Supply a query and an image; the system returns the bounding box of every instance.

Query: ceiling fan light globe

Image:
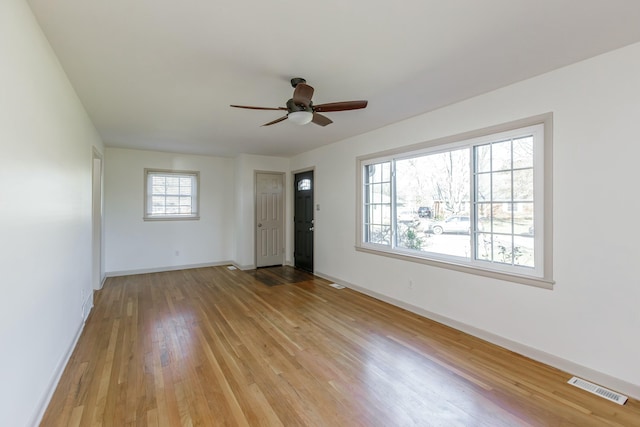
[288,111,313,125]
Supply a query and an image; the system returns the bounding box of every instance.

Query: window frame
[143,168,200,221]
[355,114,553,288]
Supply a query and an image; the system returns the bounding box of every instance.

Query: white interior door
[256,172,284,267]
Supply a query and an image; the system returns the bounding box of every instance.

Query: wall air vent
[567,376,628,405]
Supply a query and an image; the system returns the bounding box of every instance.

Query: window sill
[143,216,200,221]
[355,245,554,290]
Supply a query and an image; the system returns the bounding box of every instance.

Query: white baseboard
[82,292,93,322]
[105,261,237,277]
[29,318,86,427]
[314,270,640,401]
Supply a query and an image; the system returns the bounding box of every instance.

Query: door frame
[92,147,104,291]
[254,170,286,268]
[292,167,315,272]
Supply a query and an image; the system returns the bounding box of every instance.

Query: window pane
[151,199,165,213]
[146,171,198,218]
[367,204,386,225]
[476,206,491,232]
[513,236,535,267]
[368,225,391,245]
[297,178,311,191]
[367,182,390,204]
[492,204,513,234]
[364,162,392,245]
[476,173,491,201]
[513,136,533,169]
[370,183,381,204]
[492,139,512,171]
[513,169,533,201]
[476,233,493,261]
[366,203,391,227]
[381,184,391,204]
[395,149,470,257]
[492,171,512,201]
[513,202,534,236]
[475,144,491,173]
[367,164,382,183]
[494,236,515,265]
[381,162,391,182]
[166,196,179,207]
[151,196,165,213]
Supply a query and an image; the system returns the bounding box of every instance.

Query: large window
[357,114,553,287]
[144,169,200,220]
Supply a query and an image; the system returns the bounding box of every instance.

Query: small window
[297,178,312,191]
[144,169,199,220]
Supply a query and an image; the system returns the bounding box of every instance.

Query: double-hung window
[357,114,553,287]
[144,169,200,220]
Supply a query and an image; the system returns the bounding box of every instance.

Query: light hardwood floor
[42,266,640,426]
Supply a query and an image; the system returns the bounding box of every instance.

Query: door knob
[258,223,262,227]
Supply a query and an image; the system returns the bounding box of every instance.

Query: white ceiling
[27,0,640,158]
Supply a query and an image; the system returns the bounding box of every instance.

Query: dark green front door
[294,171,314,272]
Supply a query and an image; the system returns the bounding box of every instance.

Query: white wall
[234,154,291,269]
[104,150,291,272]
[0,1,104,425]
[291,42,640,398]
[104,148,236,274]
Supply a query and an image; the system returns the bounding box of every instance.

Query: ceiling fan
[230,78,368,127]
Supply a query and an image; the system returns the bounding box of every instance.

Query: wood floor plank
[41,266,640,426]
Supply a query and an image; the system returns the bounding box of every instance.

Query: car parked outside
[417,206,432,218]
[428,215,470,234]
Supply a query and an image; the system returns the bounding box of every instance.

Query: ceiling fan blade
[313,100,368,112]
[312,113,333,127]
[261,116,288,126]
[292,83,314,107]
[230,104,287,111]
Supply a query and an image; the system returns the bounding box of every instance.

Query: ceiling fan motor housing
[286,98,312,113]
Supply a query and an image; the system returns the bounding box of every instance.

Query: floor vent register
[567,376,628,405]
